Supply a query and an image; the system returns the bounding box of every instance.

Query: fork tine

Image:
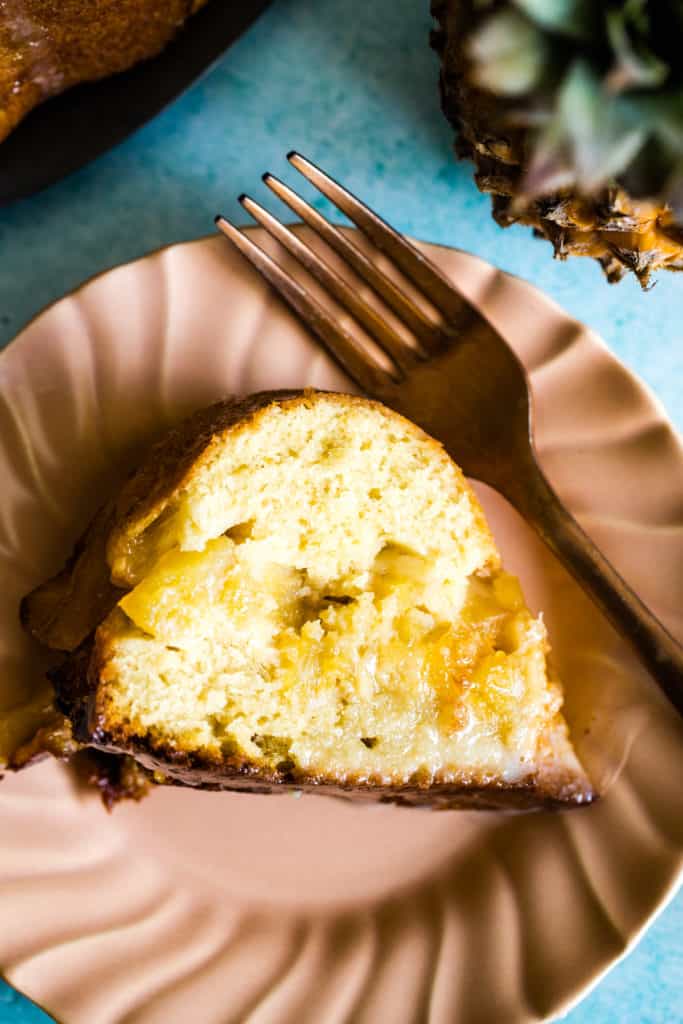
[239,194,420,377]
[262,173,445,354]
[288,152,472,325]
[215,216,395,395]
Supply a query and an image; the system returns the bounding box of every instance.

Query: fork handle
[502,453,683,716]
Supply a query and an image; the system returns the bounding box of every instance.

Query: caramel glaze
[0,0,207,141]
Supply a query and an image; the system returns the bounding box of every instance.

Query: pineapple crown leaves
[465,0,683,208]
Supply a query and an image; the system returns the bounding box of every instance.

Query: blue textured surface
[0,1,680,1021]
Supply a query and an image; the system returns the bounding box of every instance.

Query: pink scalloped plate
[1,229,682,1024]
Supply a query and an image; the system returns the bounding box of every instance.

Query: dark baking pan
[0,0,272,205]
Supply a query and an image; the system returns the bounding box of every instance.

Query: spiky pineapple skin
[431,0,683,286]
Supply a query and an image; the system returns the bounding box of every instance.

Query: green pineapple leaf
[512,0,595,39]
[606,2,669,91]
[664,158,683,217]
[468,10,548,95]
[525,61,646,194]
[633,94,683,151]
[456,0,683,203]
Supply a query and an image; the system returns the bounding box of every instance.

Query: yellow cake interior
[93,396,578,787]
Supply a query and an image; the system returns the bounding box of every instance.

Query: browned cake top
[0,0,208,140]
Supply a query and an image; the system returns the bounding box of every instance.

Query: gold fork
[215,151,683,716]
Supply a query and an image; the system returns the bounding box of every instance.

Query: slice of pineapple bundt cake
[23,390,592,809]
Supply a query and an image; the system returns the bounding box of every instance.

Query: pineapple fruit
[431,0,683,286]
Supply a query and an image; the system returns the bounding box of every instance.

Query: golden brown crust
[0,0,209,142]
[102,758,592,811]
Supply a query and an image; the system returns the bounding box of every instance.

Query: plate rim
[5,224,682,444]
